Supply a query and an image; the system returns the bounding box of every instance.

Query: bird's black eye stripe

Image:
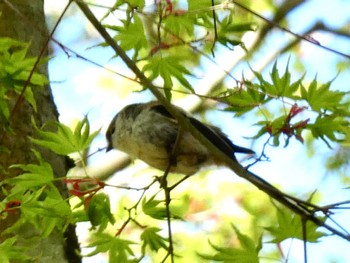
[106,114,118,137]
[109,126,115,136]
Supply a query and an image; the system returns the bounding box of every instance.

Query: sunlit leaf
[142,194,167,220]
[309,115,350,147]
[223,83,267,116]
[254,60,303,98]
[87,193,115,231]
[7,150,55,197]
[265,205,326,243]
[86,233,137,262]
[199,225,261,263]
[140,227,168,254]
[107,14,148,59]
[300,78,349,112]
[217,16,256,49]
[143,53,194,93]
[31,117,100,155]
[0,237,29,263]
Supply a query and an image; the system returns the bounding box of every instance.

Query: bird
[106,101,254,175]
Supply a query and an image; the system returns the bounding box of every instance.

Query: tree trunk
[0,1,80,262]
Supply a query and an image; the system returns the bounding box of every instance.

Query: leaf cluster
[31,116,100,156]
[1,151,72,244]
[223,61,350,147]
[0,237,30,263]
[265,205,326,243]
[100,0,255,99]
[0,116,99,259]
[0,37,48,127]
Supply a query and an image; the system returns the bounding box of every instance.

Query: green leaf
[2,149,71,237]
[142,194,167,220]
[231,224,256,252]
[20,194,71,237]
[140,227,168,254]
[164,13,195,37]
[0,237,29,263]
[2,186,71,238]
[188,0,212,12]
[0,37,26,51]
[308,115,350,147]
[143,53,194,92]
[223,83,267,116]
[6,150,54,197]
[265,205,326,243]
[0,95,10,124]
[252,116,286,147]
[198,226,261,263]
[23,85,37,111]
[0,37,48,125]
[87,233,137,262]
[87,193,115,230]
[107,14,148,59]
[255,60,303,98]
[218,16,256,48]
[31,116,100,155]
[300,77,348,112]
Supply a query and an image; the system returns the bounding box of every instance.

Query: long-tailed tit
[106,101,254,175]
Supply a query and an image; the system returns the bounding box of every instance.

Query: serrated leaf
[301,78,348,112]
[0,37,27,51]
[231,224,256,252]
[109,14,148,58]
[308,115,350,147]
[253,60,303,99]
[223,84,267,116]
[20,195,71,237]
[249,123,268,140]
[23,86,37,111]
[142,194,167,220]
[199,233,261,263]
[164,13,195,37]
[218,16,255,48]
[265,205,326,243]
[143,54,193,92]
[31,117,100,155]
[140,227,168,254]
[6,150,54,196]
[2,184,71,238]
[0,37,48,122]
[0,237,29,263]
[87,233,136,262]
[87,193,115,230]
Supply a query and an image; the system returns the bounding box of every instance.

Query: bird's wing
[148,102,253,158]
[207,125,254,154]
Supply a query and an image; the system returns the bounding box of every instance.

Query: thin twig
[210,0,217,56]
[302,217,308,263]
[231,0,350,59]
[160,127,184,263]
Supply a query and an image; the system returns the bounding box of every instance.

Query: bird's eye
[109,126,115,135]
